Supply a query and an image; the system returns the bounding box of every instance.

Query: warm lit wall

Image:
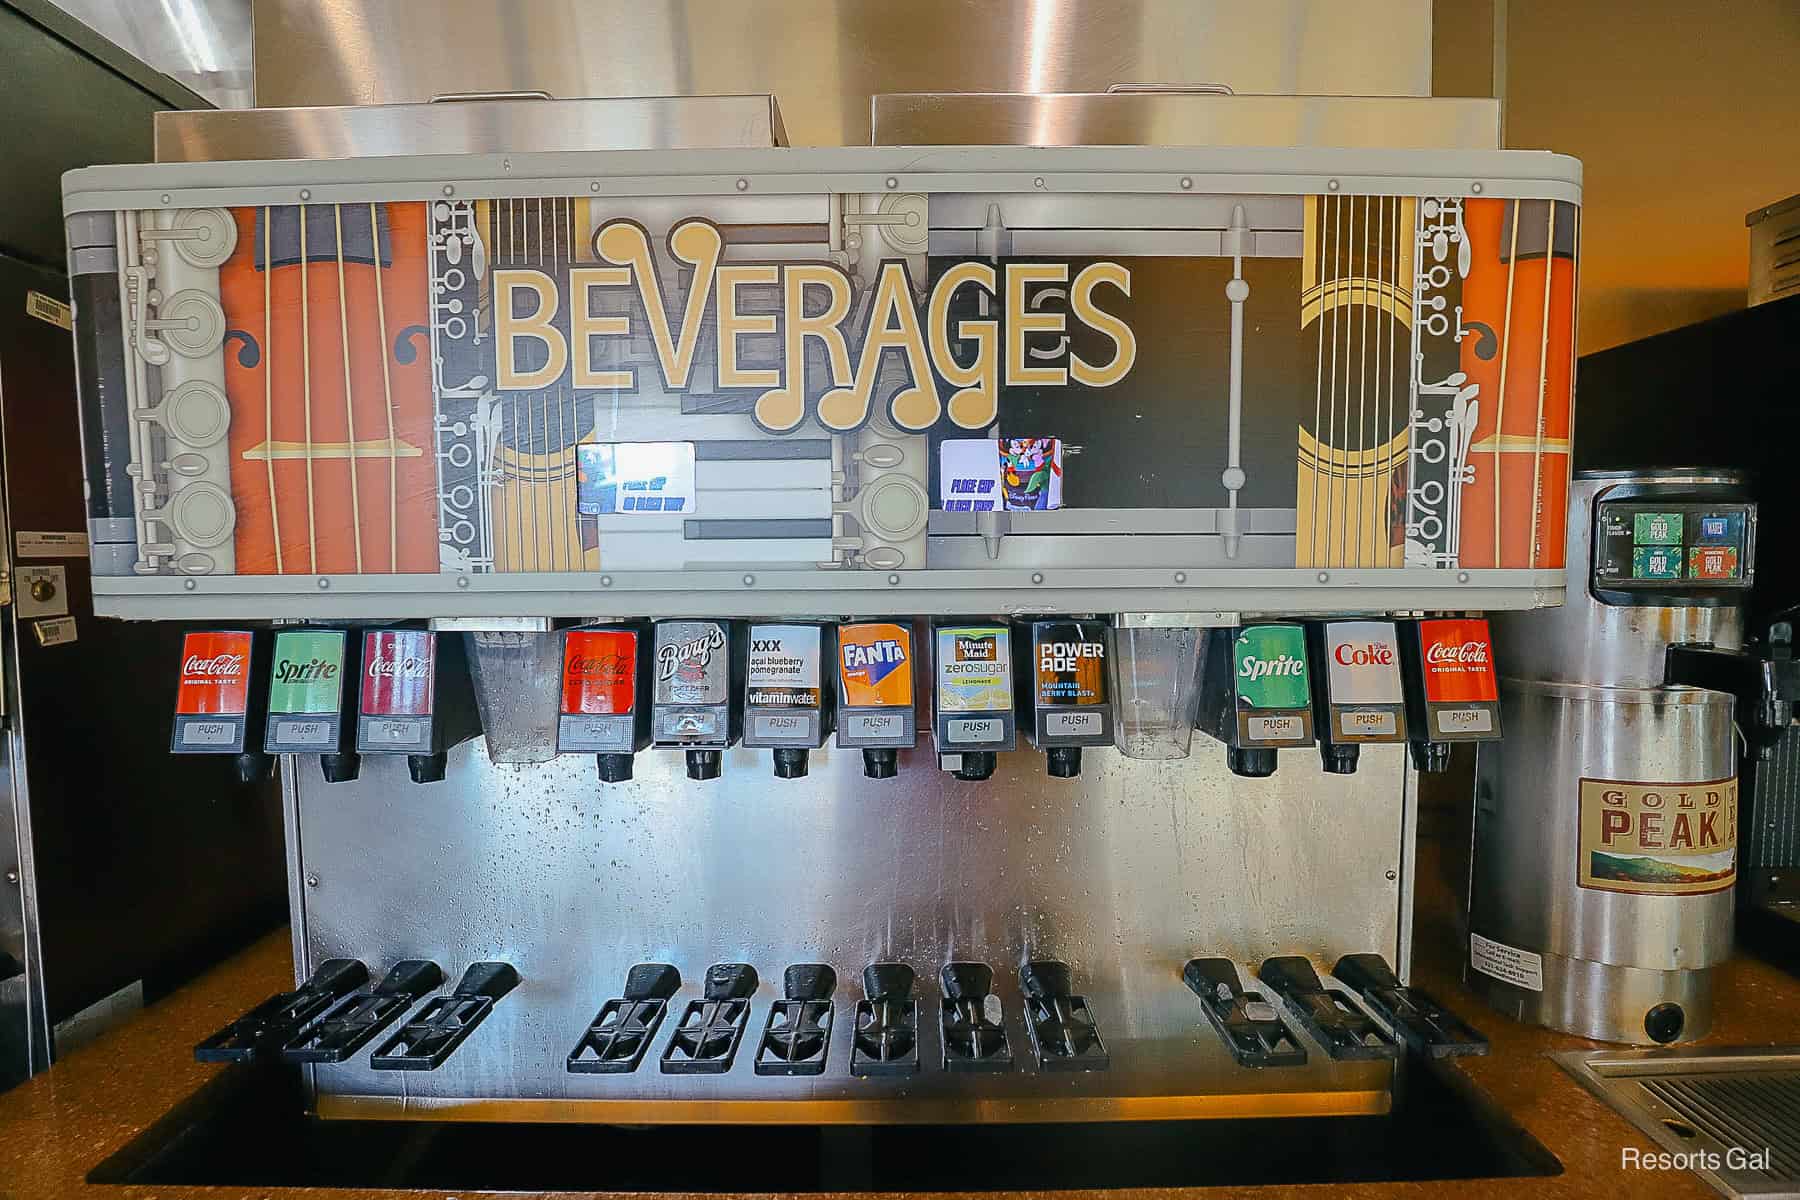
[1503,0,1800,354]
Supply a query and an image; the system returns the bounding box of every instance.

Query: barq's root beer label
[654,621,729,706]
[362,630,436,718]
[839,624,912,708]
[176,631,252,715]
[561,629,639,715]
[1578,776,1738,895]
[747,625,822,708]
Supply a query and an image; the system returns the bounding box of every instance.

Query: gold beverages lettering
[491,217,1135,433]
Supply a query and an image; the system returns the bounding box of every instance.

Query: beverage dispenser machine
[60,88,1577,1125]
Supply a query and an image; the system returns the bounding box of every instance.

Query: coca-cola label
[268,630,347,715]
[1324,621,1404,705]
[561,629,638,715]
[362,630,436,718]
[653,621,730,706]
[1419,618,1498,703]
[176,631,252,715]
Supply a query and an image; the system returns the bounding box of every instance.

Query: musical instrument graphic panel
[62,148,1581,616]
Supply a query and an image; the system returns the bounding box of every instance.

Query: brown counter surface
[4,887,1799,1198]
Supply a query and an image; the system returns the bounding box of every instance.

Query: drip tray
[91,1060,1557,1192]
[1555,1046,1800,1198]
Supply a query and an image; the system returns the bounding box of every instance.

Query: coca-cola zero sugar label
[558,627,645,754]
[363,630,436,718]
[359,629,439,754]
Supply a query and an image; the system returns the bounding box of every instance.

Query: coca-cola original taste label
[177,631,252,715]
[561,629,639,715]
[1418,618,1497,703]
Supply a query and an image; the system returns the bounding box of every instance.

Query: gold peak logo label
[491,217,1137,435]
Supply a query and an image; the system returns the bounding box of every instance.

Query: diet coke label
[361,630,436,718]
[176,631,252,715]
[1418,619,1498,704]
[1324,621,1404,705]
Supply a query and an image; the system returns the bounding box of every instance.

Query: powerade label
[176,631,252,715]
[562,629,639,715]
[362,630,435,717]
[935,626,1012,713]
[1233,625,1310,711]
[1033,621,1108,707]
[839,623,912,706]
[747,625,822,708]
[1324,621,1403,704]
[268,630,346,715]
[654,621,729,706]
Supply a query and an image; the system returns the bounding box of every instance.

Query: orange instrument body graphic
[1456,198,1579,570]
[219,202,439,574]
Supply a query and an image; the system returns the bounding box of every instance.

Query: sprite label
[268,629,346,715]
[1233,625,1310,710]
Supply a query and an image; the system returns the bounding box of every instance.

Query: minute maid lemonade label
[839,623,913,707]
[1233,624,1310,711]
[935,625,1013,712]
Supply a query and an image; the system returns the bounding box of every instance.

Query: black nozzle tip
[1320,743,1360,775]
[862,749,898,779]
[235,752,275,786]
[1410,741,1453,774]
[596,753,634,783]
[954,751,997,782]
[1046,746,1082,778]
[1227,747,1278,778]
[320,753,361,784]
[685,749,722,781]
[773,748,809,779]
[408,752,448,784]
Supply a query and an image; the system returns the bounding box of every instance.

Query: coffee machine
[62,80,1578,1125]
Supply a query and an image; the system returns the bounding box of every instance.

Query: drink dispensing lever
[568,963,681,1074]
[370,962,520,1071]
[754,963,837,1075]
[851,962,920,1076]
[1398,617,1504,773]
[1195,624,1314,777]
[194,958,369,1064]
[557,624,652,784]
[1331,953,1489,1059]
[264,627,361,782]
[1307,620,1410,775]
[1018,618,1116,778]
[358,627,482,783]
[171,629,274,785]
[835,621,917,779]
[280,960,445,1064]
[932,621,1016,781]
[743,623,835,779]
[650,620,744,781]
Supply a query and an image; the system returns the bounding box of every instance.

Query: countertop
[5,854,1800,1199]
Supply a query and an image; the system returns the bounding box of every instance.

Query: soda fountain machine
[60,87,1575,1124]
